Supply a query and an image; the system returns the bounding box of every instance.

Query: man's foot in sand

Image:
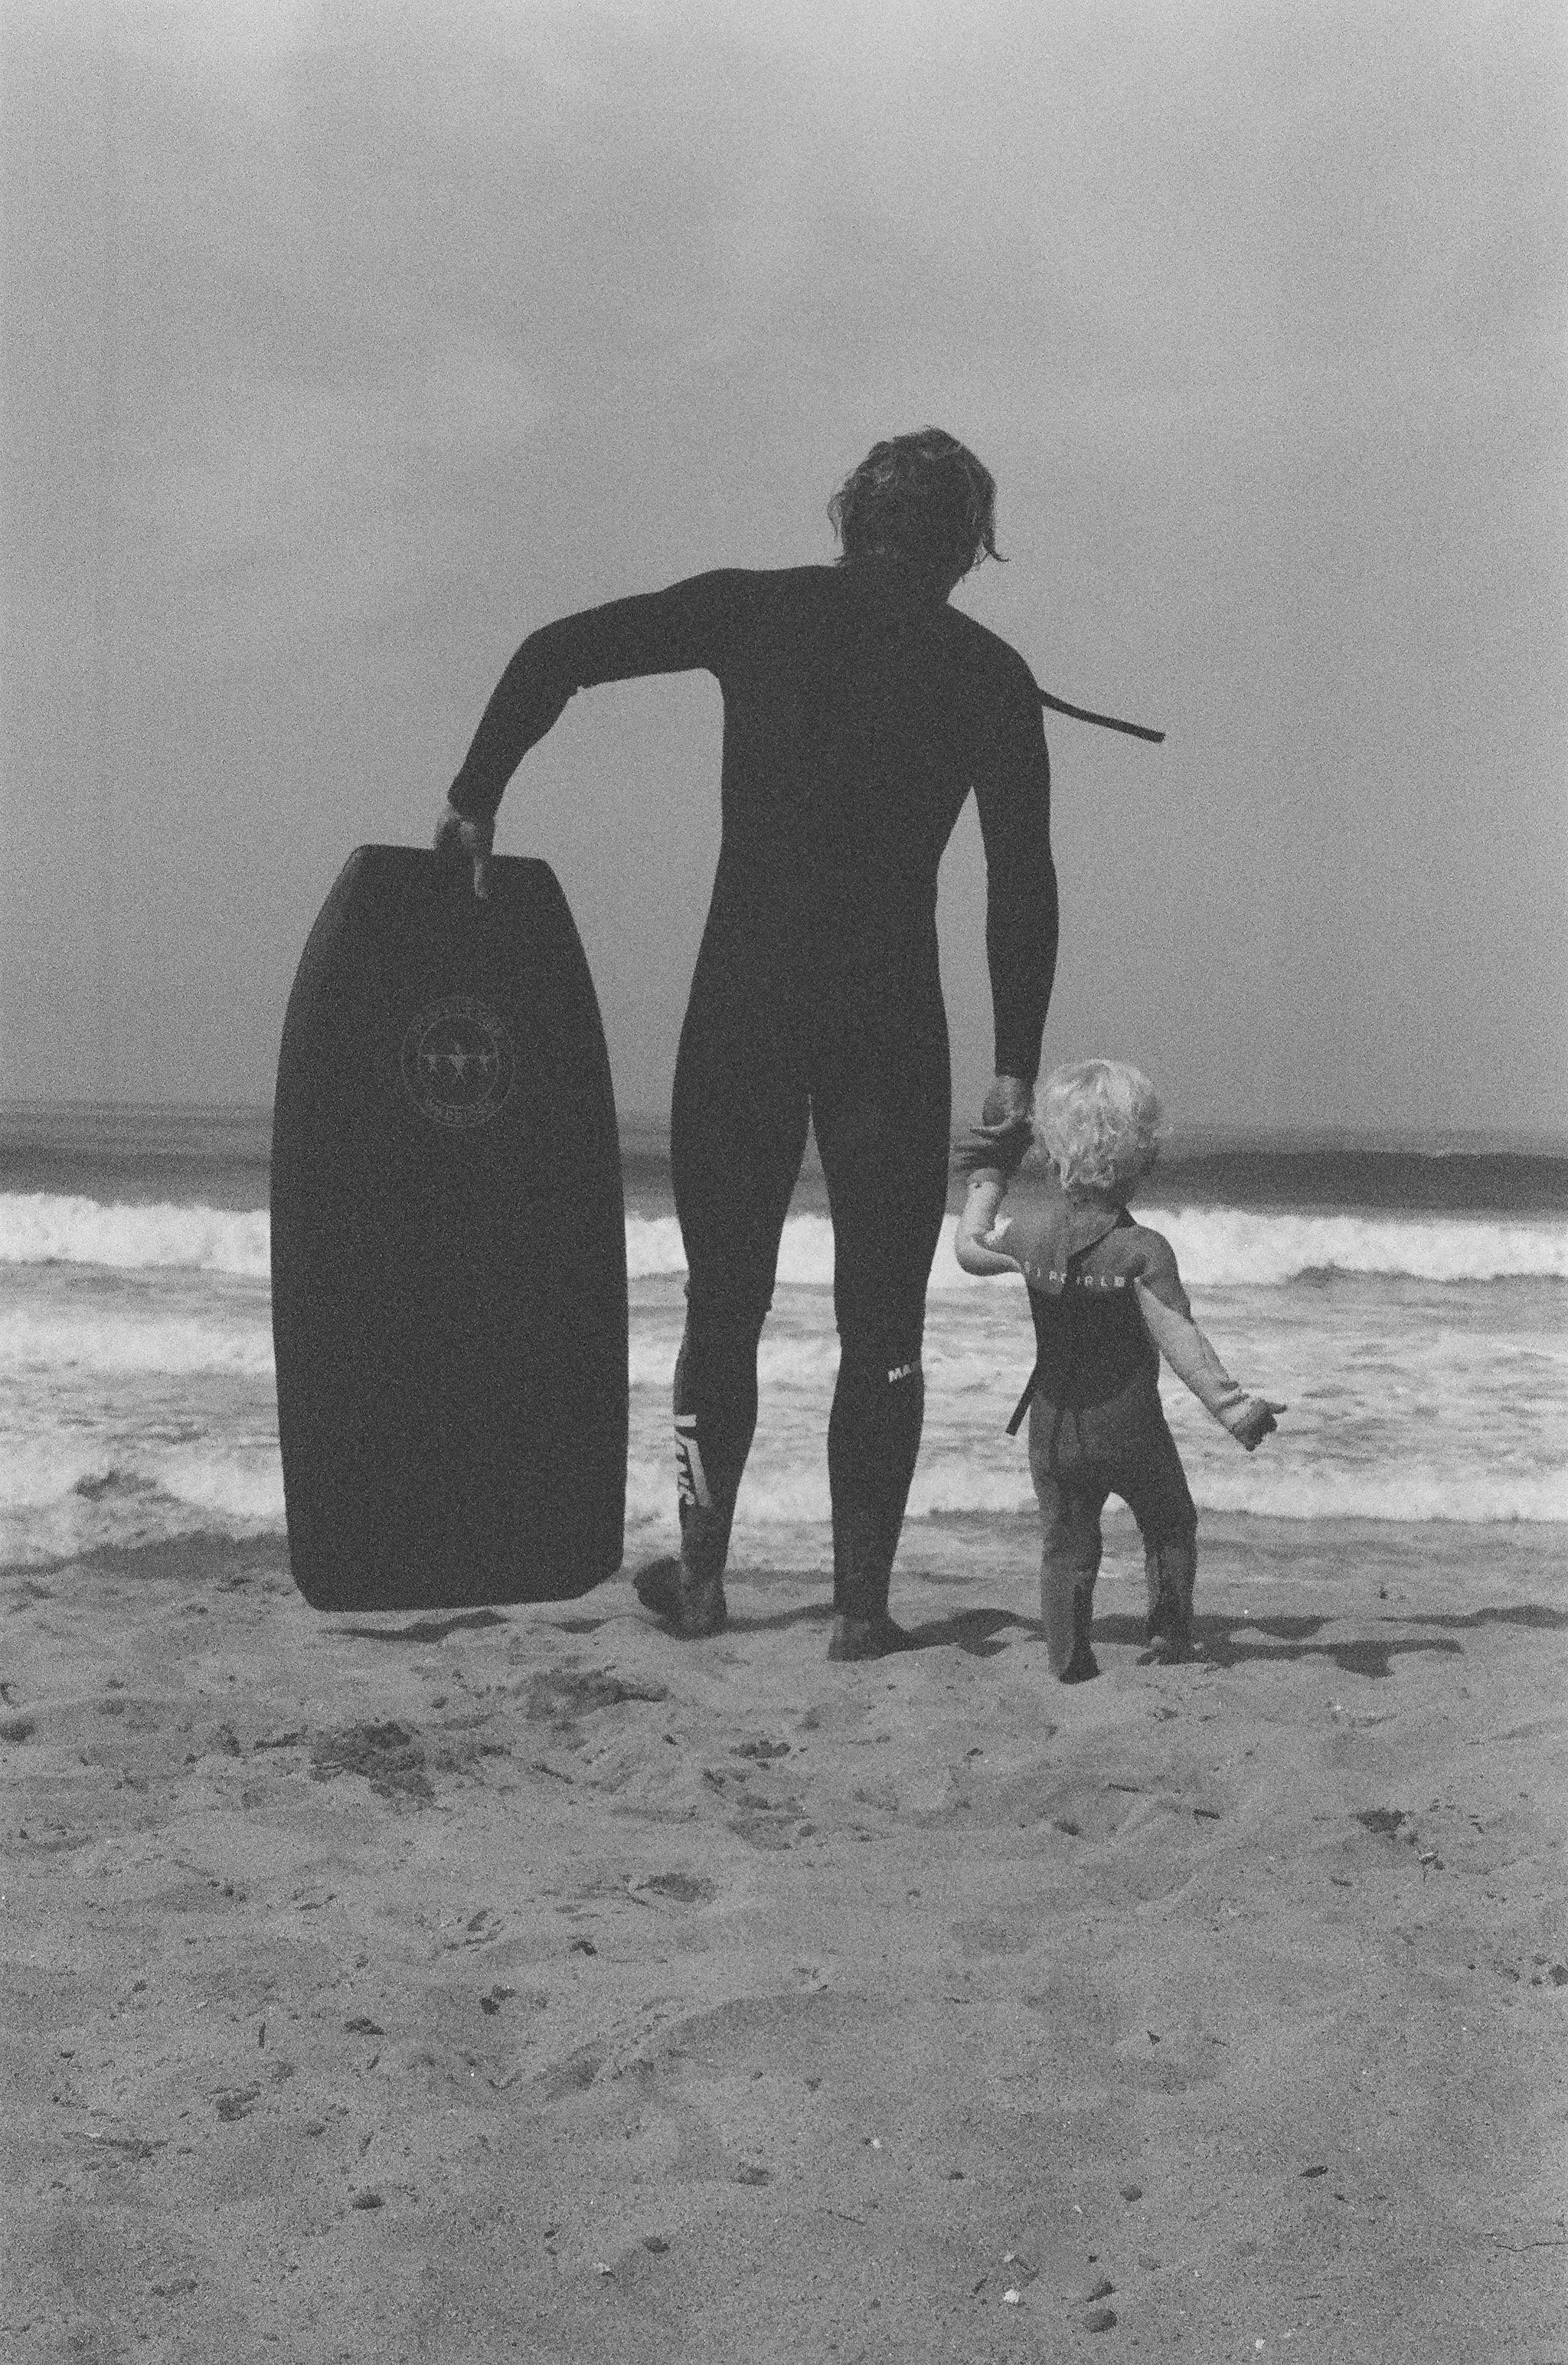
[827,1613,913,1663]
[632,1556,727,1639]
[1056,1650,1102,1684]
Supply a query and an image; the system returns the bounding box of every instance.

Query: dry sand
[4,1514,1566,2363]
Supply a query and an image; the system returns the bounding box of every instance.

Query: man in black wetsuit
[436,429,1057,1658]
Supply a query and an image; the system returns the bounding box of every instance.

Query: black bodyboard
[270,847,628,1611]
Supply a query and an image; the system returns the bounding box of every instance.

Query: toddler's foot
[632,1556,727,1639]
[828,1614,913,1663]
[1138,1634,1203,1667]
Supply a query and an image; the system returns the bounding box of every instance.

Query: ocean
[2,1102,1565,1578]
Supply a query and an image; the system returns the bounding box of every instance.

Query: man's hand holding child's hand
[953,1072,1034,1178]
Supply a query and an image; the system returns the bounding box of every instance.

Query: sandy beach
[4,1514,1565,2363]
[5,2,1566,2358]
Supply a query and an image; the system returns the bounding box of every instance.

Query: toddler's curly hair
[1034,1059,1165,1196]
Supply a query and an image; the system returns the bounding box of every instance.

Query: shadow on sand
[1091,1599,1568,1679]
[629,1591,1568,1678]
[328,1608,511,1644]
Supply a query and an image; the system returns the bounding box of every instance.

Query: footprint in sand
[634,1873,717,1906]
[652,1990,890,2089]
[311,1722,433,1804]
[524,1669,669,1729]
[534,2038,609,2100]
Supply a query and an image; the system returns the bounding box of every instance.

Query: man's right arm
[446,571,741,825]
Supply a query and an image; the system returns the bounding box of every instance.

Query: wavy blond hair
[1034,1059,1165,1196]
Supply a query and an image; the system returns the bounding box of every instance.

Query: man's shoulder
[665,564,801,600]
[942,608,1039,695]
[649,564,825,607]
[711,564,836,597]
[691,564,843,625]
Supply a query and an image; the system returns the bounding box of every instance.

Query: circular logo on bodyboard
[400,996,517,1129]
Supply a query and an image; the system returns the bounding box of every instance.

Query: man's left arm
[972,675,1057,1145]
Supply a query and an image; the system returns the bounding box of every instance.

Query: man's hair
[1034,1060,1165,1196]
[828,428,1002,581]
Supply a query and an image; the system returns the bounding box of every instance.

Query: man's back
[702,561,1041,936]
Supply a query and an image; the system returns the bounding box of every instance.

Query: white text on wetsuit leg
[674,1412,712,1509]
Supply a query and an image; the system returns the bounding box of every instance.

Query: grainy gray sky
[3,0,1564,1134]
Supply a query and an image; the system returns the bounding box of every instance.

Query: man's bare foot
[632,1557,727,1639]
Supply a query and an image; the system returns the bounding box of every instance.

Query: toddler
[956,1059,1283,1679]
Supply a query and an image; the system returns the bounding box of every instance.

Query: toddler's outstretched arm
[1134,1281,1285,1451]
[954,1170,1023,1276]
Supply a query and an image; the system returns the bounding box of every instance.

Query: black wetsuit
[449,560,1058,1616]
[996,1177,1198,1673]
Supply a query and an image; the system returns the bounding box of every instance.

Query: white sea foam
[154,1444,286,1523]
[626,1214,688,1281]
[4,1179,1563,1568]
[0,1433,283,1519]
[632,1208,1568,1289]
[2,1426,1561,1570]
[5,1192,1566,1287]
[0,1437,285,1568]
[1144,1204,1568,1287]
[625,1450,1568,1530]
[627,1209,1568,1290]
[0,1307,276,1379]
[0,1432,115,1511]
[0,1194,271,1277]
[1181,1461,1568,1524]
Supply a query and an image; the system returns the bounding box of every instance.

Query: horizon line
[2,1096,1566,1160]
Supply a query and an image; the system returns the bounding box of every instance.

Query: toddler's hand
[953,1073,1034,1178]
[1223,1396,1286,1452]
[979,1075,1031,1132]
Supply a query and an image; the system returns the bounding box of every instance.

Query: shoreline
[5,1518,1565,2360]
[13,1507,1568,1603]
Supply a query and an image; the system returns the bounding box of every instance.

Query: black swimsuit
[450,561,1058,1608]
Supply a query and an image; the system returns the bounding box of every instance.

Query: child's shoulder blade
[1109,1219,1188,1311]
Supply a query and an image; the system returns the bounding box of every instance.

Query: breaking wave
[0,1194,270,1277]
[5,1192,1564,1289]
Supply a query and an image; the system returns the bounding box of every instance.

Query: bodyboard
[270,847,628,1611]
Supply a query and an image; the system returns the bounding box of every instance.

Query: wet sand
[4,1514,1566,2362]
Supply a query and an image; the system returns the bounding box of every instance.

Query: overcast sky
[3,0,1564,1137]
